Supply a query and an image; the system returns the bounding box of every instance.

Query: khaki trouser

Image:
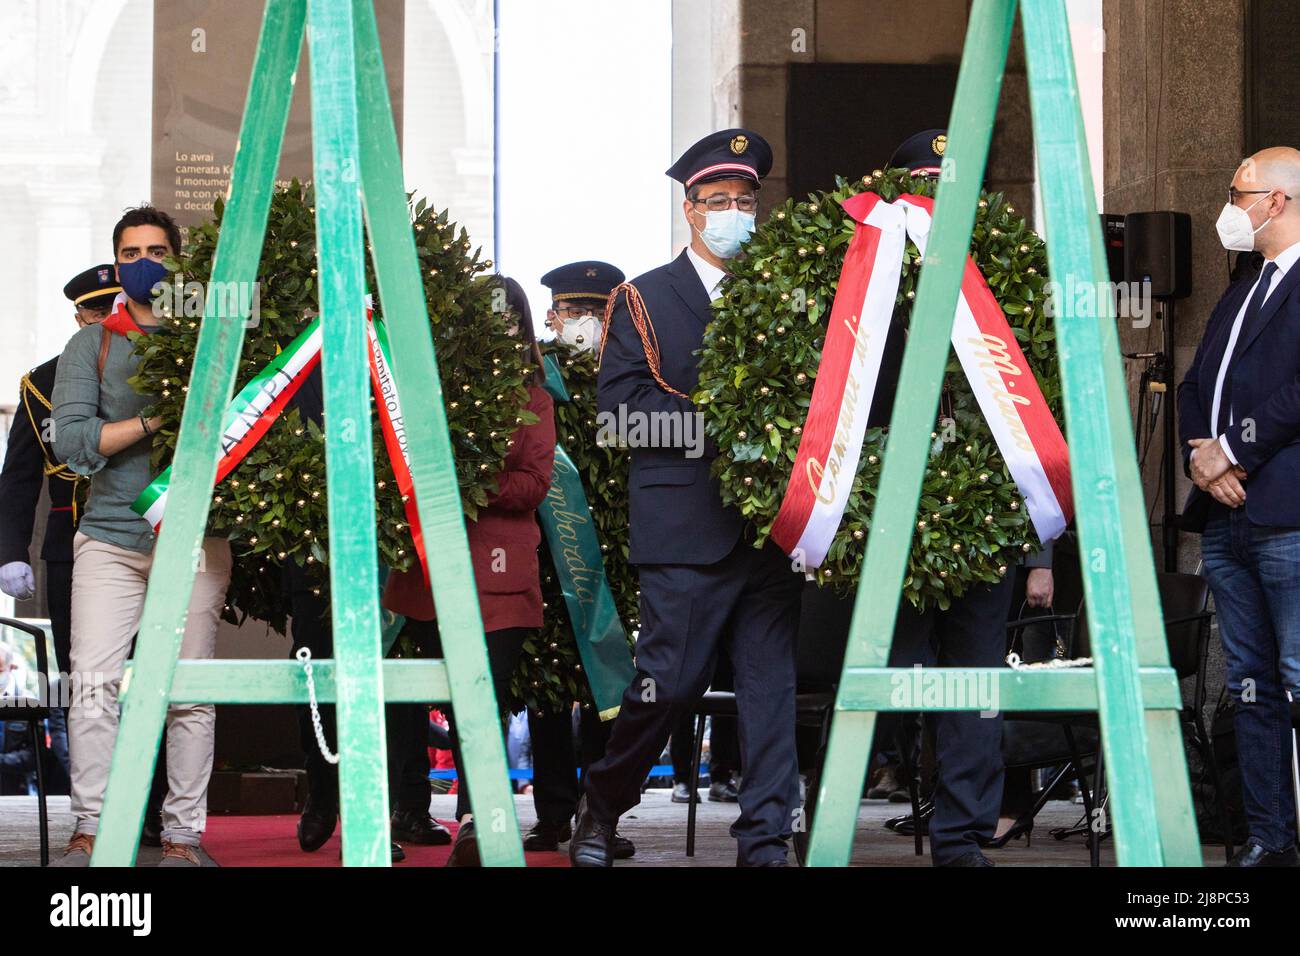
[68,532,231,845]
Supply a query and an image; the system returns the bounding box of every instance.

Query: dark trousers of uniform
[888,574,1015,864]
[283,563,337,808]
[44,559,74,793]
[583,537,803,865]
[669,650,739,783]
[529,704,612,826]
[387,618,527,821]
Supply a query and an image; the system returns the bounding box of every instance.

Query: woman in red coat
[383,276,555,865]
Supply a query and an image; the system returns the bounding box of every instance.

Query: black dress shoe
[446,819,481,867]
[612,832,636,859]
[569,796,615,867]
[523,820,572,852]
[889,801,934,836]
[937,850,995,867]
[708,780,740,802]
[297,794,338,853]
[1225,841,1300,867]
[391,809,452,846]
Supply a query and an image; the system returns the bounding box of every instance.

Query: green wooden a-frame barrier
[93,0,523,867]
[805,0,1200,867]
[92,0,1198,868]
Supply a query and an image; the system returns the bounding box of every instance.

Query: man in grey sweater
[50,206,231,866]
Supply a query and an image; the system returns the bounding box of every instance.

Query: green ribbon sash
[538,355,635,719]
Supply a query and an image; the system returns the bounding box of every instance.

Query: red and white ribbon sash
[364,307,430,586]
[770,192,1072,568]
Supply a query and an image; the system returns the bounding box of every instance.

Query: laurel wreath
[694,167,1064,610]
[128,181,533,628]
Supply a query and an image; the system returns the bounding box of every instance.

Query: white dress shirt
[1209,238,1300,464]
[687,245,728,301]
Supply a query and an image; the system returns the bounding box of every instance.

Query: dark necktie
[1217,260,1279,436]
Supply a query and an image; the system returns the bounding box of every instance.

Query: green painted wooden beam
[1020,0,1197,865]
[835,667,1182,711]
[804,0,1019,869]
[348,0,523,865]
[91,0,308,867]
[306,0,391,868]
[165,660,451,704]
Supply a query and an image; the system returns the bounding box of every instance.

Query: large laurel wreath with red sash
[695,168,1072,610]
[128,182,534,629]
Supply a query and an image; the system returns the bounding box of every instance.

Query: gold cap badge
[730,134,748,155]
[932,134,947,156]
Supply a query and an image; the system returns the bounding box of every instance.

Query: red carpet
[202,815,571,867]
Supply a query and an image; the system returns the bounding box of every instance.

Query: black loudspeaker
[1123,211,1192,299]
[1100,214,1126,283]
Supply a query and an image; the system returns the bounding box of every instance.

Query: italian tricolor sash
[131,300,431,583]
[770,192,1073,568]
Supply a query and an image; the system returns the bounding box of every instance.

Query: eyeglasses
[690,194,759,213]
[554,306,598,319]
[1229,186,1293,204]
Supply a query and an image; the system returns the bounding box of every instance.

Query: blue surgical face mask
[696,208,756,259]
[117,258,170,305]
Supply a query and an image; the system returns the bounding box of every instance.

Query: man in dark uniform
[285,365,420,863]
[0,265,119,795]
[570,129,805,867]
[541,260,622,351]
[871,130,1052,867]
[0,266,118,670]
[524,260,634,858]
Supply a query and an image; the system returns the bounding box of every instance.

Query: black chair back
[0,617,52,718]
[1158,572,1211,679]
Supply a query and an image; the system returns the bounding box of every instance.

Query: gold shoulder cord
[20,373,84,522]
[599,282,688,399]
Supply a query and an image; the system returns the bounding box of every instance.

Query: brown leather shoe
[50,832,94,867]
[159,840,201,867]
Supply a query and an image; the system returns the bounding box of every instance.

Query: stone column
[1102,0,1246,571]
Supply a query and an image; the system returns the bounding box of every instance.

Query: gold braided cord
[19,373,84,521]
[599,282,688,398]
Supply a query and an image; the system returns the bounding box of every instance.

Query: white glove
[0,561,35,600]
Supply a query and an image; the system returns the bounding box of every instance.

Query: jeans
[1201,509,1300,853]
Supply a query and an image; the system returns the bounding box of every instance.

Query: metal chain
[296,647,339,765]
[1005,651,1094,671]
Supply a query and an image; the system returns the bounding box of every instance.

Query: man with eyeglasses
[570,129,805,867]
[1178,146,1300,866]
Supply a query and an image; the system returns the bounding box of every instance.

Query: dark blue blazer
[1177,259,1300,531]
[597,250,744,566]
